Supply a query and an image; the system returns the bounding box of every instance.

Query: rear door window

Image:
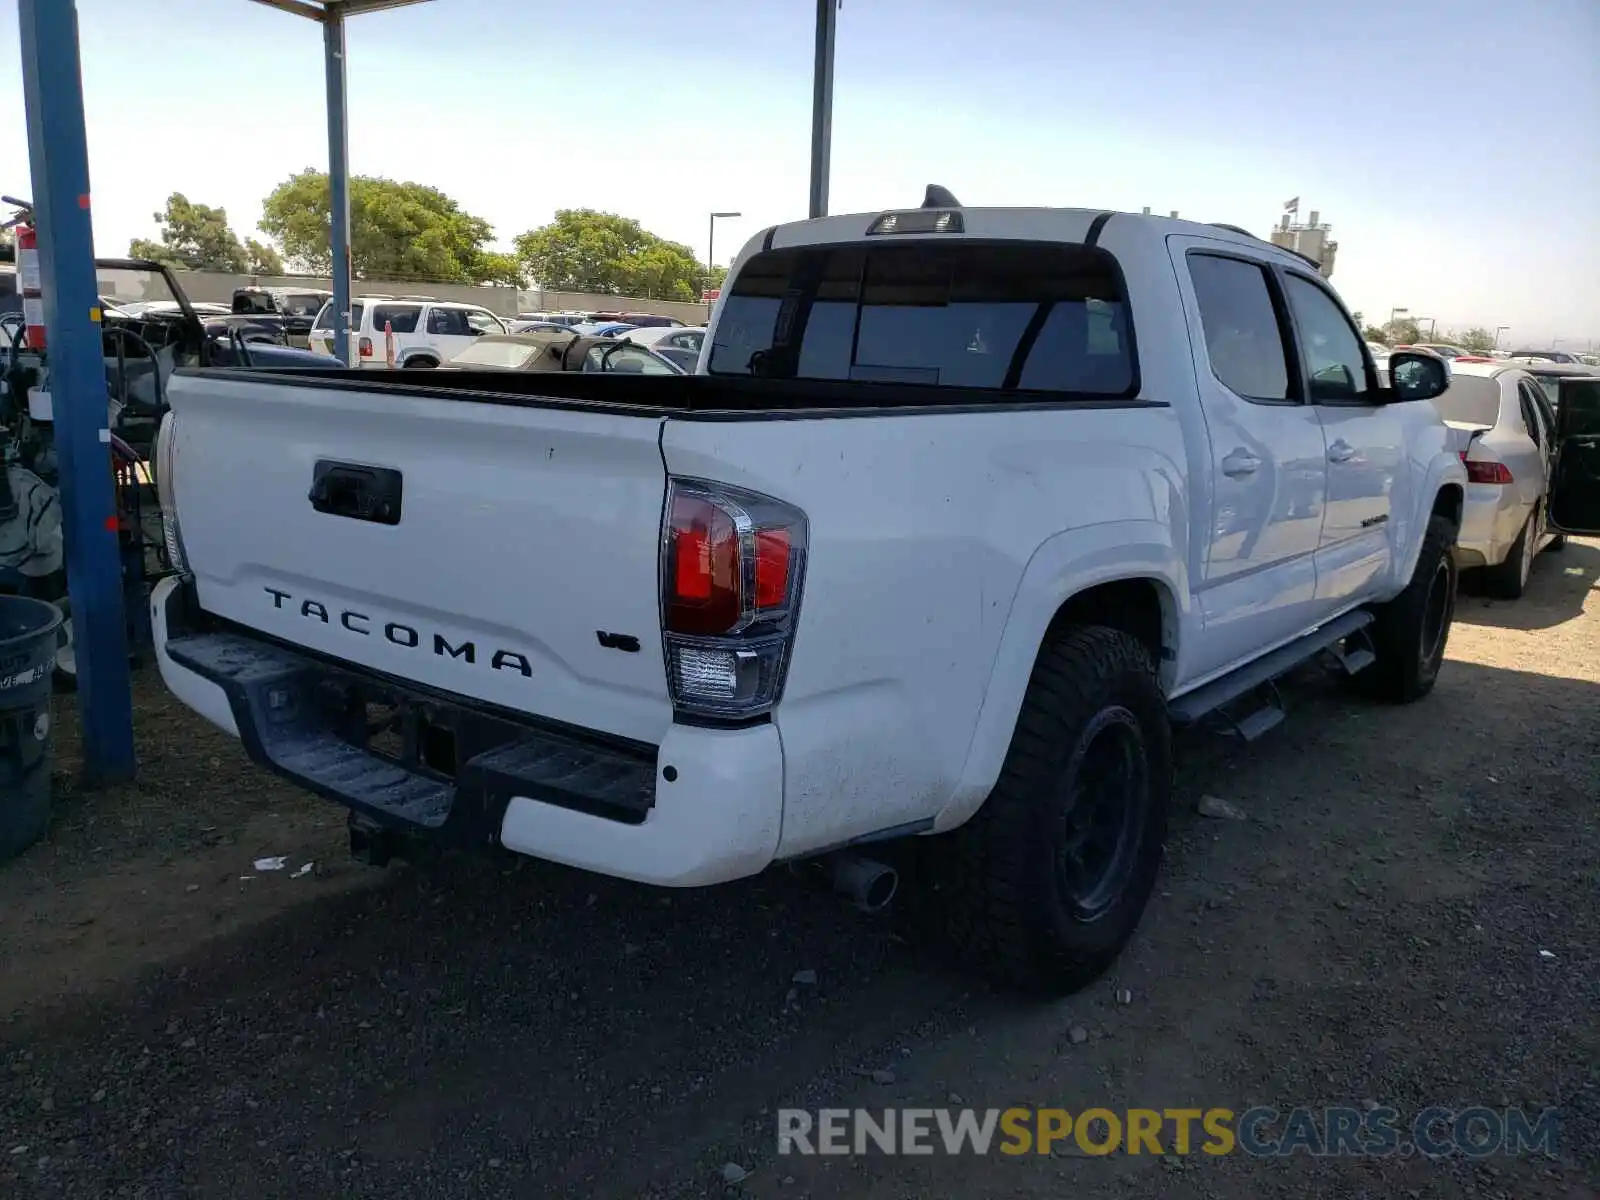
[708,241,1135,396]
[371,303,422,333]
[1186,254,1294,402]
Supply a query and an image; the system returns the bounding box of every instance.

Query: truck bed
[188,364,1158,417]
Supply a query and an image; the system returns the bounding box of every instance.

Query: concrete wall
[141,271,713,325]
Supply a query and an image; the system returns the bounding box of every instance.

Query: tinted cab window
[709,242,1134,395]
[1186,254,1292,401]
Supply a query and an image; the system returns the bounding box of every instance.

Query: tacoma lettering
[263,586,528,677]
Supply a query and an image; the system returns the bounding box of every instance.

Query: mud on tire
[939,626,1172,995]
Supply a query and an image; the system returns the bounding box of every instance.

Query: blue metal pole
[324,8,352,366]
[17,0,136,782]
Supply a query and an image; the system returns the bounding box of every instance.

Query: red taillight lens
[661,478,808,719]
[666,493,740,634]
[358,336,373,358]
[1459,452,1513,485]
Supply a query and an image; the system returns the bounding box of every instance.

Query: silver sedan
[1430,361,1563,598]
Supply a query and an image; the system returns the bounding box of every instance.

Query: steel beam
[17,0,136,781]
[324,7,352,365]
[808,0,838,219]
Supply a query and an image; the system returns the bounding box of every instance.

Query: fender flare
[1393,451,1467,589]
[932,519,1189,833]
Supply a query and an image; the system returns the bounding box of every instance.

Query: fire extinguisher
[15,222,46,351]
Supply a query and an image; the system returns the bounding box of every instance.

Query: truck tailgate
[166,373,674,745]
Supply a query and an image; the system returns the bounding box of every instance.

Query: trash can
[0,595,62,864]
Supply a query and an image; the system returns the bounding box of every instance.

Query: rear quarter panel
[662,403,1192,858]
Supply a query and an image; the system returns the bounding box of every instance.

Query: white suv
[309,296,507,368]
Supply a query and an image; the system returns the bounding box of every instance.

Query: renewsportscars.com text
[777,1106,1559,1158]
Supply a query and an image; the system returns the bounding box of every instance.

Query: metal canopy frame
[250,0,437,366]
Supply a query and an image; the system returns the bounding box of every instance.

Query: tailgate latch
[309,460,403,526]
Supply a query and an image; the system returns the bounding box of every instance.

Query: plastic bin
[0,595,62,864]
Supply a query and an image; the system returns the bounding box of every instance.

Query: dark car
[232,286,333,347]
[445,331,684,374]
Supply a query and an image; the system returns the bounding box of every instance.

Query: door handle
[1221,449,1261,477]
[1327,439,1357,463]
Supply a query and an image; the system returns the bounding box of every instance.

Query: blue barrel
[0,595,62,864]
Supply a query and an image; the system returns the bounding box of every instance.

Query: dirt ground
[0,542,1596,1199]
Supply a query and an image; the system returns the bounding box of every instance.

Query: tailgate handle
[309,460,403,526]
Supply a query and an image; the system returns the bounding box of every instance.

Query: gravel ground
[0,541,1596,1200]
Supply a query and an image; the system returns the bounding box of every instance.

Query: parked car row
[1377,346,1600,598]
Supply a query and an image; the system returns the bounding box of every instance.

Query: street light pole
[809,0,839,218]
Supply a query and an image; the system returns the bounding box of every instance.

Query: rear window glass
[371,303,422,334]
[282,293,326,318]
[708,242,1135,395]
[1429,375,1501,426]
[312,301,364,331]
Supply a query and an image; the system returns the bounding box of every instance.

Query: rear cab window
[708,241,1136,397]
[1429,375,1503,427]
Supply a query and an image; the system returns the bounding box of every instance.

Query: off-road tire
[940,626,1172,995]
[1360,514,1458,703]
[1484,511,1535,600]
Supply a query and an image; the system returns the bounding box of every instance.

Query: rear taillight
[154,411,188,573]
[661,478,807,720]
[1460,452,1513,485]
[358,336,373,358]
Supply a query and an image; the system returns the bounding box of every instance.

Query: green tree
[244,238,284,275]
[1383,318,1421,346]
[259,169,497,282]
[1362,325,1388,344]
[1455,326,1494,354]
[476,250,526,287]
[513,210,702,300]
[129,192,250,271]
[703,264,729,293]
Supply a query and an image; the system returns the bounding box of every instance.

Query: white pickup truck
[147,193,1600,993]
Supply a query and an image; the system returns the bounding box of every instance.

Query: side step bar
[1169,609,1375,726]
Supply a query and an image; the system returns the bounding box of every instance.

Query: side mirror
[1547,377,1600,535]
[1387,350,1451,402]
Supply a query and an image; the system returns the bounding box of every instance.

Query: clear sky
[2,0,1596,346]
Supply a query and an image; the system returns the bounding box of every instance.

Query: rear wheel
[401,356,437,369]
[939,626,1172,995]
[1484,511,1535,599]
[1359,514,1458,703]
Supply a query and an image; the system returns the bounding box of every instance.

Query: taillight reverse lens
[358,336,373,358]
[661,478,807,720]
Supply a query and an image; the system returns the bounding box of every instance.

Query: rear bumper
[1453,484,1522,569]
[149,577,783,886]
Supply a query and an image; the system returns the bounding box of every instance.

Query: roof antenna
[922,184,961,209]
